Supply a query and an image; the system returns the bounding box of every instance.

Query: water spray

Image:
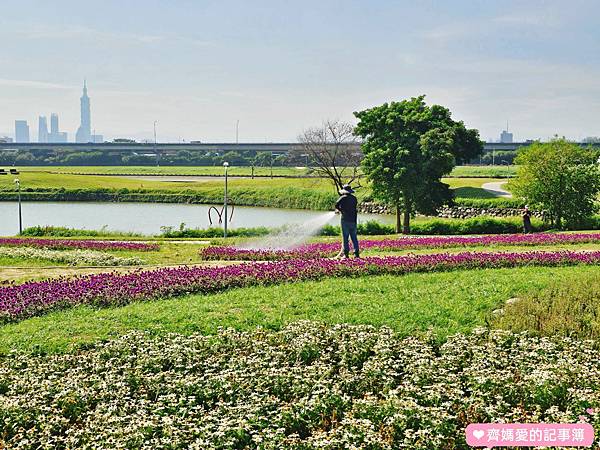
[240,211,336,250]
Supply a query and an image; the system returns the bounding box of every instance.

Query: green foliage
[454,198,525,208]
[320,220,396,236]
[494,270,600,339]
[321,216,557,236]
[512,139,600,229]
[448,165,517,178]
[160,226,271,238]
[20,225,142,237]
[354,95,483,233]
[410,216,548,235]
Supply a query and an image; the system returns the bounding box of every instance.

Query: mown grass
[0,171,500,198]
[23,165,313,177]
[448,165,517,178]
[1,265,598,354]
[23,165,516,178]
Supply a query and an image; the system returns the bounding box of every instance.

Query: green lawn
[448,165,517,178]
[21,165,313,177]
[2,170,497,192]
[21,164,517,178]
[2,265,597,354]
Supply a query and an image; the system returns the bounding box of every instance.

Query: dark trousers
[341,220,359,257]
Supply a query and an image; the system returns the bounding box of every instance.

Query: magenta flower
[2,250,600,323]
[0,238,159,252]
[200,233,600,261]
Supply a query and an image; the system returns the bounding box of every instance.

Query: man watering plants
[335,184,360,258]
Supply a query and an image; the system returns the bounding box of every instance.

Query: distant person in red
[522,205,533,233]
[335,184,359,258]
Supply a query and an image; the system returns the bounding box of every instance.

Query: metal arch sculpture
[208,202,235,225]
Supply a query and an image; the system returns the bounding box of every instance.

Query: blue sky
[1,0,599,142]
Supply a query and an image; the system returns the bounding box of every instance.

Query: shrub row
[321,217,552,236]
[21,216,598,240]
[160,226,272,238]
[20,225,142,238]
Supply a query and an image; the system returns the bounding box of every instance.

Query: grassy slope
[2,265,598,354]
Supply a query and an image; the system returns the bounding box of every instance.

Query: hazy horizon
[2,0,600,143]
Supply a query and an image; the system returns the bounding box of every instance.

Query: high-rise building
[500,122,513,143]
[48,113,68,142]
[38,116,49,143]
[15,120,30,143]
[500,130,513,143]
[76,80,92,143]
[50,113,59,135]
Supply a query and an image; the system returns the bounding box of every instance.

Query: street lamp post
[223,161,229,238]
[153,120,159,167]
[14,178,22,234]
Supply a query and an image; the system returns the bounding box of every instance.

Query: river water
[0,202,393,236]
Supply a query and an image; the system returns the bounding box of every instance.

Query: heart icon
[473,429,485,439]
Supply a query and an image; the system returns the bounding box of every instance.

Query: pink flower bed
[2,250,600,323]
[0,238,159,252]
[200,233,600,261]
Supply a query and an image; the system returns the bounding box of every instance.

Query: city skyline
[2,1,600,142]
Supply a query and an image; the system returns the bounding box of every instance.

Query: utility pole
[235,120,239,144]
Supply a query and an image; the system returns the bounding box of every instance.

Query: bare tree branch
[293,120,362,193]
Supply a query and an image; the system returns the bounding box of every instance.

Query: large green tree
[512,139,600,229]
[354,96,483,233]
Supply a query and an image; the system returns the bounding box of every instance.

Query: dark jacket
[335,193,358,223]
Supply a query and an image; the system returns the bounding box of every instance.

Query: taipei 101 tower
[75,80,91,143]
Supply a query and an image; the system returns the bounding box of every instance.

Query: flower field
[200,232,600,261]
[0,237,159,252]
[2,250,600,324]
[0,246,144,266]
[1,322,598,449]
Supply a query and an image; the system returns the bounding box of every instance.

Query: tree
[354,96,483,233]
[252,152,273,167]
[295,120,362,192]
[511,139,600,229]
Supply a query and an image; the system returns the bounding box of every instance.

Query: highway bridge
[0,141,598,155]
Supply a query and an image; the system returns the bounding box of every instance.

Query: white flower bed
[0,322,598,449]
[0,246,144,266]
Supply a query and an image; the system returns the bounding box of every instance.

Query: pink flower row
[0,238,159,252]
[200,232,600,260]
[2,250,600,323]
